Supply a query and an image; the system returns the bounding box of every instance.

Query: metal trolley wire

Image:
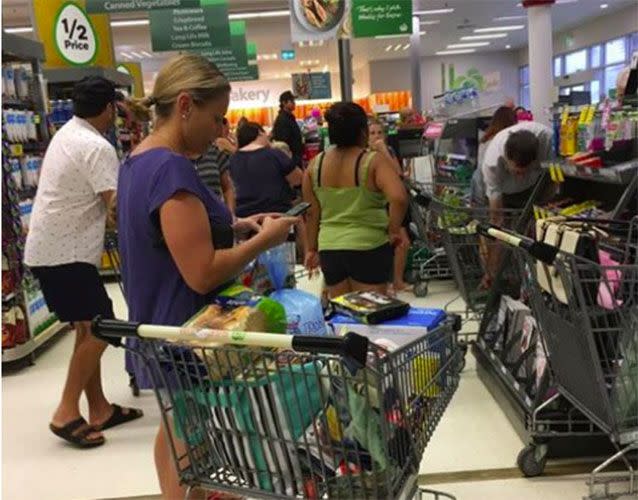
[93,315,463,499]
[480,218,638,499]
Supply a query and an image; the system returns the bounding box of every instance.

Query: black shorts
[31,262,115,324]
[319,244,393,286]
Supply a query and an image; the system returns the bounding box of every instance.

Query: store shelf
[2,98,35,110]
[2,320,67,363]
[43,67,133,87]
[544,159,638,184]
[1,32,45,62]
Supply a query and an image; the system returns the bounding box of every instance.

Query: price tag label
[9,144,23,156]
[561,106,569,126]
[54,3,98,65]
[33,114,41,125]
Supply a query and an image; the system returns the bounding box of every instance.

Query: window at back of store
[565,49,587,74]
[590,45,601,68]
[590,80,601,104]
[604,63,626,95]
[605,37,626,65]
[554,57,562,77]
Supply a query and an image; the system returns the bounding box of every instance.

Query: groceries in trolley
[94,288,463,498]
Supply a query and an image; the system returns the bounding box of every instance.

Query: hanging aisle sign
[292,72,332,100]
[33,0,116,68]
[351,0,412,38]
[116,62,145,97]
[149,2,230,52]
[86,0,201,13]
[199,21,248,68]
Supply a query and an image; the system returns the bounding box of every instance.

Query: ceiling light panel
[448,42,490,48]
[228,10,290,20]
[493,15,526,21]
[474,25,525,33]
[414,8,454,15]
[436,49,477,55]
[461,34,508,40]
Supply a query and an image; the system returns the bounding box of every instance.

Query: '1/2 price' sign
[55,3,98,65]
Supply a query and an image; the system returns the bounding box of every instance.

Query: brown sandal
[50,417,105,448]
[97,404,143,431]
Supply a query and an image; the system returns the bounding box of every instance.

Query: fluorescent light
[448,42,490,48]
[110,19,149,27]
[506,44,512,49]
[556,0,579,4]
[385,45,393,52]
[402,43,410,50]
[120,52,133,60]
[375,30,425,39]
[414,8,454,15]
[600,3,608,8]
[436,49,476,55]
[420,20,440,25]
[461,34,508,40]
[129,51,143,58]
[322,64,328,72]
[229,9,289,19]
[493,15,526,21]
[474,25,525,33]
[4,27,33,33]
[393,43,403,51]
[141,51,153,58]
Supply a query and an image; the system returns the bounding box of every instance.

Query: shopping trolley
[92,313,463,500]
[405,182,452,298]
[479,219,638,498]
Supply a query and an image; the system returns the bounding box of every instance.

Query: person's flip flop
[98,404,144,431]
[49,417,105,448]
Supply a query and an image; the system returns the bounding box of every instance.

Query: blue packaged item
[328,307,446,348]
[270,288,327,336]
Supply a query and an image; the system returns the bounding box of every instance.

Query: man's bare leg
[51,325,108,441]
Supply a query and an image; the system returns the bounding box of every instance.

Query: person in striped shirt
[194,141,236,214]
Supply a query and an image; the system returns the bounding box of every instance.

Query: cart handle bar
[92,317,369,369]
[476,223,558,265]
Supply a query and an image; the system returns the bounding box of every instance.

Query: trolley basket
[93,315,463,499]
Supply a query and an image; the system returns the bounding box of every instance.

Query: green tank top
[311,150,389,251]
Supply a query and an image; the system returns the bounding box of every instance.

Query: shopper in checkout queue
[271,90,304,169]
[24,77,143,448]
[479,120,554,289]
[368,118,412,293]
[303,102,409,298]
[117,54,298,498]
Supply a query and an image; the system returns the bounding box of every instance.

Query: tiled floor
[2,280,631,499]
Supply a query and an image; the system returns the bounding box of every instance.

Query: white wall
[369,51,520,109]
[517,4,638,66]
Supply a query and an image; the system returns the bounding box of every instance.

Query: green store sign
[149,3,230,51]
[199,21,248,68]
[85,0,219,13]
[351,0,412,38]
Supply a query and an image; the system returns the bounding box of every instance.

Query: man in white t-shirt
[25,77,142,448]
[480,121,554,287]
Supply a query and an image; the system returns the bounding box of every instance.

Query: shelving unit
[2,32,68,365]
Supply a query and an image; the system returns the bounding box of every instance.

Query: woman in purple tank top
[117,55,298,499]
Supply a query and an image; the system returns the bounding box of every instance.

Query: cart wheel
[414,282,429,298]
[129,375,140,397]
[517,445,547,477]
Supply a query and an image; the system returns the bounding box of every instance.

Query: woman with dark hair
[229,121,303,217]
[303,102,408,297]
[472,106,518,207]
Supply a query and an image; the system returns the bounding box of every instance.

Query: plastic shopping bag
[270,288,327,336]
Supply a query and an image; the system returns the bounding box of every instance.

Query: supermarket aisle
[0,280,594,499]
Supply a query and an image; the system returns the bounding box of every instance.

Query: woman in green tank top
[302,102,408,298]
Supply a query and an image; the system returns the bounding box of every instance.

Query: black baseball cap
[72,76,117,118]
[279,90,296,104]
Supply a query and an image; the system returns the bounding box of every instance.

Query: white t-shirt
[481,121,553,201]
[24,117,119,267]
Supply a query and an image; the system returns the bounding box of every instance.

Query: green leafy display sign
[351,0,412,38]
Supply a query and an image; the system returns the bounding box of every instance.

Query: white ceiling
[2,0,636,85]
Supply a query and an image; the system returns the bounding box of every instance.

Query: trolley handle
[92,317,369,369]
[476,223,558,265]
[405,180,432,208]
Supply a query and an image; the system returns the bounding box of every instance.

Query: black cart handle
[476,223,558,265]
[92,317,369,369]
